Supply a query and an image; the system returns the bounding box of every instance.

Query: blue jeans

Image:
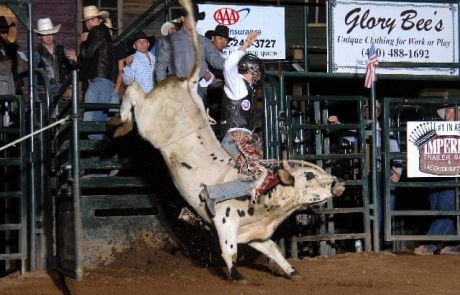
[82,77,114,140]
[221,133,241,160]
[427,188,456,236]
[108,91,120,113]
[421,184,457,251]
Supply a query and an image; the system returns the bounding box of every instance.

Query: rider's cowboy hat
[104,18,118,30]
[34,18,61,35]
[205,25,235,41]
[81,6,109,22]
[160,18,181,36]
[175,3,205,21]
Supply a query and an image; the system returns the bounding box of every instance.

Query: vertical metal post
[303,4,309,72]
[23,1,36,273]
[370,82,379,252]
[71,71,83,281]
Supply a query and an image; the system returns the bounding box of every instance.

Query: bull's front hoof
[289,270,302,280]
[232,278,248,285]
[230,266,246,284]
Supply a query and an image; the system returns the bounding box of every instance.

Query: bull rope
[260,159,327,174]
[0,115,71,152]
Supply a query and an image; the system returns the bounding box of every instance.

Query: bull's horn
[282,160,294,174]
[113,120,134,138]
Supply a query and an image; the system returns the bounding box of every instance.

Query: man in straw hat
[155,2,224,105]
[413,104,460,256]
[149,18,180,64]
[0,15,27,96]
[67,5,114,140]
[160,18,181,37]
[33,17,75,101]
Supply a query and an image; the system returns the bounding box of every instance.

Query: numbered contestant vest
[220,79,256,133]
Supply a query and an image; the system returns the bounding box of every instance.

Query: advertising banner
[330,1,459,75]
[407,121,460,177]
[197,4,285,59]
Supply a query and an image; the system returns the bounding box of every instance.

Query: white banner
[197,4,285,59]
[407,121,460,177]
[330,1,459,75]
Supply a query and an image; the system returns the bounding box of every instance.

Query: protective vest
[220,79,256,133]
[36,43,69,85]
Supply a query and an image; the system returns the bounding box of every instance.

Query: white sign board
[330,1,459,75]
[197,4,285,59]
[407,121,460,177]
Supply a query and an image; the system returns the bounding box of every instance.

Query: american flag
[364,43,379,89]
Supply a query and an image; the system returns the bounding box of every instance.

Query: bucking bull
[109,0,345,283]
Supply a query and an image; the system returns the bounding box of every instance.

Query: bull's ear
[113,120,134,138]
[277,168,295,186]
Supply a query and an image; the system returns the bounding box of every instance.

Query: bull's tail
[180,0,201,84]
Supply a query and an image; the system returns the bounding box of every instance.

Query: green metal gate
[263,72,373,256]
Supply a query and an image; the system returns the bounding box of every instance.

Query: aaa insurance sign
[330,0,459,75]
[198,4,285,59]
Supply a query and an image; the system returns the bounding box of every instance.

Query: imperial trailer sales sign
[330,1,459,75]
[407,121,460,177]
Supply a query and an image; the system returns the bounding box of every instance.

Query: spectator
[123,31,156,94]
[150,18,181,57]
[67,6,113,140]
[160,18,181,37]
[201,31,279,215]
[200,24,234,89]
[149,19,180,82]
[155,3,224,105]
[0,15,28,96]
[328,100,403,251]
[33,17,75,101]
[105,18,126,109]
[413,105,459,256]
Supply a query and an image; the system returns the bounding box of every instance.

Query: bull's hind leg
[248,239,301,279]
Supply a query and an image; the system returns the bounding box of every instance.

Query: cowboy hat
[0,16,15,30]
[126,31,156,51]
[105,18,118,30]
[205,25,235,41]
[160,18,181,36]
[34,18,61,35]
[437,105,460,119]
[81,5,109,22]
[175,3,205,21]
[364,100,381,109]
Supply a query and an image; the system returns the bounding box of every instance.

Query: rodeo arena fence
[2,0,460,282]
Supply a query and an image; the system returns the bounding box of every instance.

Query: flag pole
[370,57,379,252]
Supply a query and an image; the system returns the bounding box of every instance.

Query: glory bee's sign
[330,0,459,75]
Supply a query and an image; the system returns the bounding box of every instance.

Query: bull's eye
[305,172,316,180]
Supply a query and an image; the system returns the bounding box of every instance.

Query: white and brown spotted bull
[109,0,345,283]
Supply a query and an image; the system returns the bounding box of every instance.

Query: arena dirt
[1,246,460,295]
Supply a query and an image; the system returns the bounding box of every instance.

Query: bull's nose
[332,179,346,197]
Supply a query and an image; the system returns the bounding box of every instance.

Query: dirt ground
[1,247,460,295]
